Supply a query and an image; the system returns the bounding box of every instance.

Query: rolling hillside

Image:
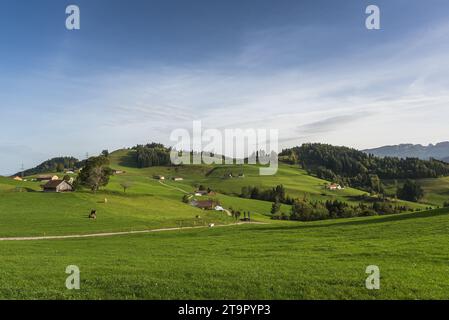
[1,148,449,299]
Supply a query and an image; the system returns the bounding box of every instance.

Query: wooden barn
[43,180,74,193]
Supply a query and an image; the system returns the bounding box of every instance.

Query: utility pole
[21,163,24,179]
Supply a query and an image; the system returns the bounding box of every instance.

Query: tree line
[280,143,449,196]
[240,183,428,221]
[271,198,416,222]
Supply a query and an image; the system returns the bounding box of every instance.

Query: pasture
[0,208,448,299]
[0,149,448,299]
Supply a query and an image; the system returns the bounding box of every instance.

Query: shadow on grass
[254,208,449,232]
[118,150,139,168]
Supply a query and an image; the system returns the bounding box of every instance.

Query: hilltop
[14,157,81,177]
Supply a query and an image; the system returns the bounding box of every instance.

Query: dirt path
[158,180,190,194]
[0,222,267,242]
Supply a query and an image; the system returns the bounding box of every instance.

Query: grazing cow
[208,223,215,228]
[89,210,97,220]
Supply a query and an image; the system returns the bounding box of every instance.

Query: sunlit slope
[108,149,429,210]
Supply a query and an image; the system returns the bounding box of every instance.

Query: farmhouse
[13,176,23,181]
[42,180,73,193]
[191,200,217,210]
[327,183,343,190]
[154,175,165,180]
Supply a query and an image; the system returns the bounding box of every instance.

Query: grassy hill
[1,148,448,299]
[0,148,433,239]
[108,149,429,210]
[383,177,449,207]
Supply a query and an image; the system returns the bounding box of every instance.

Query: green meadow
[1,209,449,299]
[0,149,448,299]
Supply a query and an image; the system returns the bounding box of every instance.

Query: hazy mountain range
[363,142,449,162]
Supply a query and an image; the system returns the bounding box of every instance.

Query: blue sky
[1,0,449,174]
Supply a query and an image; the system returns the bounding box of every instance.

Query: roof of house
[194,200,216,209]
[43,180,71,189]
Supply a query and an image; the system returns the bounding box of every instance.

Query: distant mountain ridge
[363,142,449,161]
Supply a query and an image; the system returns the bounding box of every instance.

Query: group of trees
[133,143,172,168]
[279,143,449,201]
[240,183,418,222]
[271,198,413,222]
[75,156,113,192]
[241,185,295,204]
[397,180,424,202]
[229,208,251,221]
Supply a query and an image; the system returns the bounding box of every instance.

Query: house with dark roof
[42,180,73,193]
[191,200,217,210]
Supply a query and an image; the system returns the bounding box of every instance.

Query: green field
[1,209,449,299]
[384,177,449,207]
[0,149,448,299]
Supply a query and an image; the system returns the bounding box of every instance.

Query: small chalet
[154,175,165,180]
[13,176,23,181]
[327,183,343,190]
[172,177,184,181]
[43,180,74,193]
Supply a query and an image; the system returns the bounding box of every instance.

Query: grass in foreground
[0,208,448,299]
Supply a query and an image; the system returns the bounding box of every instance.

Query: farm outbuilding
[42,180,74,193]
